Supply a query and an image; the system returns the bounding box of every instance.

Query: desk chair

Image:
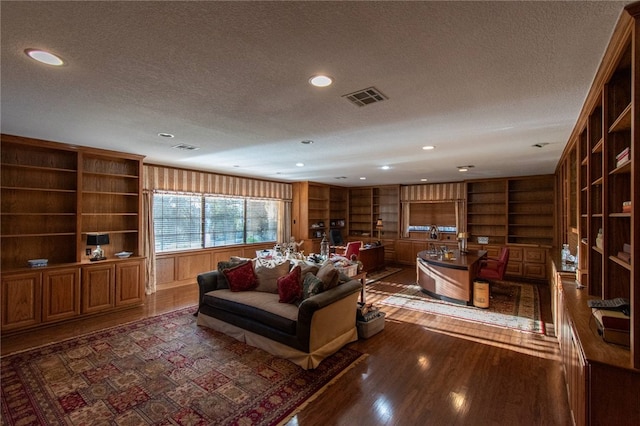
[343,241,363,261]
[477,246,510,285]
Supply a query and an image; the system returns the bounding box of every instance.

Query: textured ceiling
[0,1,630,186]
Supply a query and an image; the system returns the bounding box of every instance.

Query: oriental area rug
[379,280,545,334]
[0,307,365,426]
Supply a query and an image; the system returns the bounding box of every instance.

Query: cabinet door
[82,263,115,313]
[42,267,80,322]
[116,260,144,306]
[1,271,41,331]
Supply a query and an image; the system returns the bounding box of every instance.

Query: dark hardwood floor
[0,265,571,425]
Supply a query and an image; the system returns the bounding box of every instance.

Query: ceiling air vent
[172,143,200,151]
[342,87,387,107]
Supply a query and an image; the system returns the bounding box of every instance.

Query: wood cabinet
[80,152,142,260]
[348,185,400,239]
[552,263,640,424]
[291,181,330,254]
[348,188,372,238]
[82,263,115,314]
[42,267,80,322]
[0,271,41,331]
[554,4,640,418]
[116,260,144,306]
[329,186,348,243]
[508,177,555,246]
[1,134,145,332]
[1,137,78,268]
[557,4,639,369]
[466,180,507,245]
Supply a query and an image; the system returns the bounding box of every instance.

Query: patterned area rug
[365,267,402,284]
[0,307,365,426]
[380,280,545,334]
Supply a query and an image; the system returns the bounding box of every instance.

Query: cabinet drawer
[506,261,523,276]
[524,263,546,279]
[524,248,546,264]
[509,247,523,262]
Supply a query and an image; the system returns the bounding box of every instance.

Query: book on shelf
[616,146,630,160]
[617,251,631,263]
[622,200,631,213]
[615,147,630,167]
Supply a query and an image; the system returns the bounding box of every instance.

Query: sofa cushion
[217,259,247,289]
[302,272,324,300]
[203,289,298,335]
[277,265,302,304]
[223,261,258,292]
[254,260,290,293]
[316,262,340,290]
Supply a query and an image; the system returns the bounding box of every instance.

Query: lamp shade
[87,234,110,246]
[376,219,383,228]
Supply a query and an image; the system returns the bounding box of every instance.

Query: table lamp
[87,233,109,261]
[376,219,383,241]
[457,232,469,254]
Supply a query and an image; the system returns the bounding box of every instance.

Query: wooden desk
[416,249,487,304]
[359,245,385,273]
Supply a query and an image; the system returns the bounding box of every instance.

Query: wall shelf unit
[1,134,145,333]
[554,5,640,423]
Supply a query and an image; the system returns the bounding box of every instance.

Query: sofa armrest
[296,280,361,348]
[196,270,223,313]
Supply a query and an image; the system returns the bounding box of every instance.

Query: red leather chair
[477,246,509,282]
[343,241,363,261]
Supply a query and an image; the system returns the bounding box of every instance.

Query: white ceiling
[0,1,630,186]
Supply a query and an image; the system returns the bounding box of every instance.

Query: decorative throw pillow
[255,260,291,293]
[277,265,302,304]
[217,259,247,289]
[223,261,258,292]
[302,272,324,300]
[297,261,320,277]
[316,262,340,290]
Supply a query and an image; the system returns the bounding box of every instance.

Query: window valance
[143,164,292,200]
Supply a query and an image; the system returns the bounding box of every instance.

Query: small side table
[352,271,368,303]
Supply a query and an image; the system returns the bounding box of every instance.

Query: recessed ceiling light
[381,165,390,170]
[296,162,304,167]
[158,132,175,138]
[301,140,314,145]
[421,178,428,182]
[309,75,333,87]
[25,49,64,66]
[457,165,474,172]
[360,177,367,180]
[422,145,435,150]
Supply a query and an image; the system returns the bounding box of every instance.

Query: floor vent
[172,143,200,151]
[342,87,387,107]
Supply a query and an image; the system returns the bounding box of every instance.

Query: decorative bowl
[477,236,489,244]
[115,251,133,258]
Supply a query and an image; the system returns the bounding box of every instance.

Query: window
[153,192,279,253]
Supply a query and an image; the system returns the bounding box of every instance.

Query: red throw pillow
[223,261,258,292]
[277,265,302,304]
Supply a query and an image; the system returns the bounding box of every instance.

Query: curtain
[402,203,411,238]
[278,200,292,243]
[143,190,157,295]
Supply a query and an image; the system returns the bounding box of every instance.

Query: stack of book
[592,308,630,346]
[616,147,630,167]
[617,243,631,264]
[622,200,631,213]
